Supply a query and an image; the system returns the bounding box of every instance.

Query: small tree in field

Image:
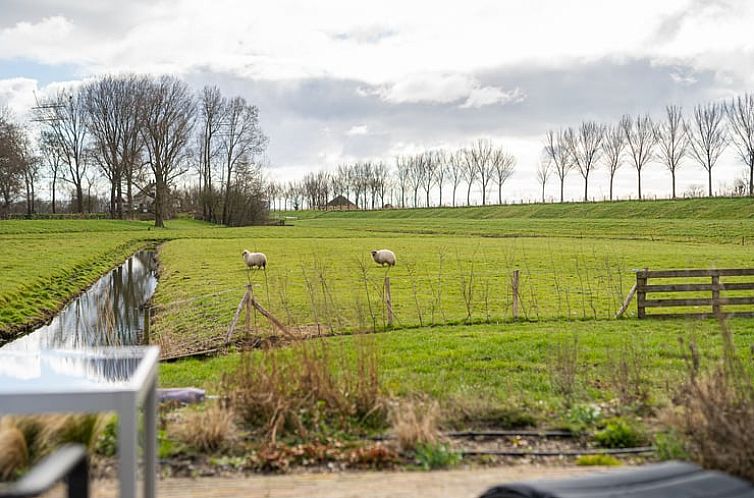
[655,105,689,199]
[687,102,727,197]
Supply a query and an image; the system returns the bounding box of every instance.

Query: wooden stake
[384,276,393,327]
[245,284,253,339]
[512,269,520,320]
[226,288,251,345]
[250,297,295,339]
[615,283,637,319]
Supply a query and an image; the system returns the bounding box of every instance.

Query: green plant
[414,443,461,470]
[566,404,603,433]
[593,418,646,449]
[576,454,621,466]
[95,416,118,457]
[654,430,688,461]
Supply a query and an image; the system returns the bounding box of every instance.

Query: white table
[0,346,159,498]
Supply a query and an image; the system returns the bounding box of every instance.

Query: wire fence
[148,261,635,359]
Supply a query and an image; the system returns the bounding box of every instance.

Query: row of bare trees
[266,138,516,210]
[0,74,268,226]
[542,94,754,202]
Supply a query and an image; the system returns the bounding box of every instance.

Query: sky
[1,0,753,203]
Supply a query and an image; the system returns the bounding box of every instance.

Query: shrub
[566,404,603,434]
[576,454,621,466]
[414,443,461,470]
[390,399,439,452]
[593,418,646,449]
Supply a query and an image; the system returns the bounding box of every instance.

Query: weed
[0,420,28,480]
[576,454,621,466]
[565,404,603,434]
[390,399,439,452]
[654,430,688,461]
[414,443,461,470]
[171,403,237,453]
[94,416,118,457]
[593,418,646,449]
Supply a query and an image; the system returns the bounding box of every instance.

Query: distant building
[326,195,358,210]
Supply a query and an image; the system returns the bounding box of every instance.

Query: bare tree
[33,89,89,212]
[220,96,267,224]
[544,130,571,202]
[536,152,552,203]
[726,94,754,196]
[601,123,625,201]
[139,76,195,227]
[622,114,657,200]
[419,151,437,207]
[39,130,63,213]
[462,138,496,205]
[373,161,389,207]
[434,150,447,206]
[0,109,25,211]
[491,146,516,204]
[687,102,728,197]
[407,155,424,207]
[563,122,604,201]
[395,156,410,208]
[655,105,689,199]
[83,74,145,218]
[197,86,225,220]
[447,149,464,207]
[461,148,479,206]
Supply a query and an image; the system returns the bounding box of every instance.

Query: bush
[576,454,621,466]
[390,399,439,452]
[593,418,646,449]
[566,404,603,434]
[414,443,461,470]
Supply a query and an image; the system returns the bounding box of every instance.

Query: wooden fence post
[512,269,520,320]
[226,287,251,346]
[636,269,647,319]
[245,284,253,339]
[711,274,721,316]
[384,276,393,327]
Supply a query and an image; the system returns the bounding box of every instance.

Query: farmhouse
[326,195,358,210]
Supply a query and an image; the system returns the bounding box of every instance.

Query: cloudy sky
[1,0,753,203]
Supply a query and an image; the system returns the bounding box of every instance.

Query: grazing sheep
[242,250,267,269]
[371,249,396,267]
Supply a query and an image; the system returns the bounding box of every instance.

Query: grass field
[2,198,754,421]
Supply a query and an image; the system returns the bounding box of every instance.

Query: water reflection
[2,251,158,352]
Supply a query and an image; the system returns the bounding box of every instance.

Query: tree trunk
[541,183,545,203]
[154,179,165,228]
[708,168,713,197]
[672,172,676,199]
[438,183,443,206]
[51,176,57,214]
[426,189,430,208]
[609,175,614,201]
[560,179,564,203]
[109,181,117,218]
[76,183,84,213]
[116,174,123,219]
[467,183,472,206]
[749,160,754,197]
[452,184,457,207]
[583,176,588,202]
[637,170,642,200]
[498,183,503,205]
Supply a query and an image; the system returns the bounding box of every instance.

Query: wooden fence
[636,268,754,319]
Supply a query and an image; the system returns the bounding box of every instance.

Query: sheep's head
[370,250,377,257]
[242,250,249,256]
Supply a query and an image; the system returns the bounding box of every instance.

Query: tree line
[0,74,268,226]
[266,138,517,210]
[542,95,754,203]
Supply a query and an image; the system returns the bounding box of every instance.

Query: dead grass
[389,399,439,452]
[224,335,386,443]
[672,319,754,481]
[171,403,237,453]
[0,419,28,480]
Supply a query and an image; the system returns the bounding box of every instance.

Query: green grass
[160,319,754,411]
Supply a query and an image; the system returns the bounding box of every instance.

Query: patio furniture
[478,461,754,498]
[0,444,88,498]
[0,347,159,498]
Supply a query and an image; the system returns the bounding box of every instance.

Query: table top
[0,346,159,395]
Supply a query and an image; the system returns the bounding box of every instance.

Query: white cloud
[346,124,369,135]
[0,77,38,117]
[460,86,525,109]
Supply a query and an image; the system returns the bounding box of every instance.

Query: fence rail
[636,268,754,319]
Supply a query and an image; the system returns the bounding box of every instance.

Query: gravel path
[68,465,606,498]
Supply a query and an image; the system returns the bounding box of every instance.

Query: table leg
[118,401,138,498]
[144,379,157,498]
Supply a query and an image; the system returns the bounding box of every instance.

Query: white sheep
[371,249,396,267]
[242,250,267,269]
